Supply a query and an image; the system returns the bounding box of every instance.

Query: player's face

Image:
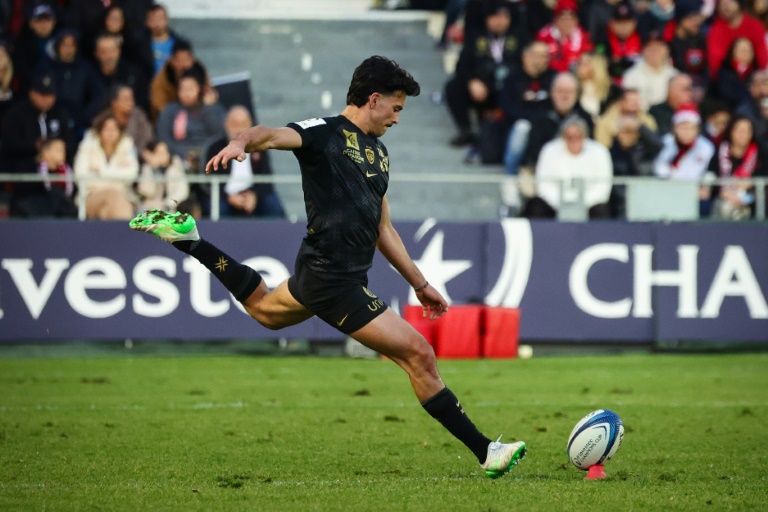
[370,91,405,137]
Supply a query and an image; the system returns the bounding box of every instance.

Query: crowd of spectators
[443,0,768,219]
[0,0,284,220]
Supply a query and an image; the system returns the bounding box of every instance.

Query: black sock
[421,387,492,463]
[173,239,262,302]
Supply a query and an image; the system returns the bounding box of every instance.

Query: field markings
[1,401,767,413]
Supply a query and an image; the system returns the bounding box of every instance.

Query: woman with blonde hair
[74,111,140,219]
[575,53,619,122]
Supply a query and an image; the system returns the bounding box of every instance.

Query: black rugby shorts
[287,259,388,335]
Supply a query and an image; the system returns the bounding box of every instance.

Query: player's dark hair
[346,56,420,107]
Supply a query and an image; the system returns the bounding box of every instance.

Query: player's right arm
[205,126,302,173]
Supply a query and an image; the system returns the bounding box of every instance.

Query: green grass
[1,353,767,511]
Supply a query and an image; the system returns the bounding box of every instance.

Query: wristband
[414,281,429,292]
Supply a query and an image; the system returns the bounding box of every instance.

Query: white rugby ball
[567,409,624,470]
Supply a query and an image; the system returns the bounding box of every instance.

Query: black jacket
[93,59,150,114]
[0,97,75,195]
[10,25,54,94]
[44,57,105,133]
[500,66,556,125]
[454,29,526,95]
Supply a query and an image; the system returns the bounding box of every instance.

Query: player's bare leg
[241,280,314,330]
[351,309,526,477]
[351,308,442,401]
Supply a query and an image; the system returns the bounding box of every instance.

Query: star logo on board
[410,231,471,305]
[215,257,229,273]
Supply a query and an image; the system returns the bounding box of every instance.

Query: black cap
[674,0,703,22]
[31,4,55,19]
[31,71,56,95]
[644,29,668,46]
[612,1,635,21]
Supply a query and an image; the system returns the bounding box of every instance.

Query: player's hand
[416,285,448,320]
[205,141,247,174]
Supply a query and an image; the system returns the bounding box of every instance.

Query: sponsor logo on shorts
[336,313,349,327]
[367,299,386,312]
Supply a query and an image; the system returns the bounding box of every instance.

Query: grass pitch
[0,352,766,511]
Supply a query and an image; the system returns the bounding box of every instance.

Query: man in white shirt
[622,34,678,110]
[523,115,613,218]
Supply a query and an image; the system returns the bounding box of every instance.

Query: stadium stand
[0,0,766,221]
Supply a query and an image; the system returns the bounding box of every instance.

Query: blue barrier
[1,220,766,343]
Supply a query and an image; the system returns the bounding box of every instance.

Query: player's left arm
[376,195,448,319]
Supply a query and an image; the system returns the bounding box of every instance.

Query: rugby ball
[567,409,624,470]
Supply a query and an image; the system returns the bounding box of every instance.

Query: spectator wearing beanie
[654,103,715,212]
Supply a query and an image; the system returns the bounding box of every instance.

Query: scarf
[732,61,754,82]
[718,141,759,178]
[39,162,74,197]
[607,28,642,60]
[670,138,694,168]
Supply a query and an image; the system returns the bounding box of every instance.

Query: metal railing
[0,173,766,221]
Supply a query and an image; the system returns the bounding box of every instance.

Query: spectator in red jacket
[536,0,593,73]
[706,0,767,79]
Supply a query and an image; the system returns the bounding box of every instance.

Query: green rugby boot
[481,436,527,479]
[129,209,199,243]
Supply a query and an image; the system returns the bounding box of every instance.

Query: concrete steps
[172,15,504,221]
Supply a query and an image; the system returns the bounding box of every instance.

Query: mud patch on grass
[80,377,110,384]
[217,474,251,489]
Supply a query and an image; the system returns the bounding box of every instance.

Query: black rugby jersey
[287,115,390,274]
